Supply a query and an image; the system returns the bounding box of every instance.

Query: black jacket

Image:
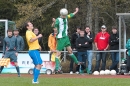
[85,32,94,50]
[109,33,119,50]
[76,36,90,52]
[71,32,79,49]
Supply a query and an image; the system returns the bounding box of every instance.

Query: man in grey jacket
[13,29,24,51]
[0,29,20,77]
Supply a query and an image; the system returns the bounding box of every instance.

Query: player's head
[7,29,13,37]
[112,26,117,34]
[60,8,68,18]
[24,21,34,30]
[33,28,39,35]
[13,29,19,36]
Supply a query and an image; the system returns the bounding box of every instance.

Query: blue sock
[34,68,40,82]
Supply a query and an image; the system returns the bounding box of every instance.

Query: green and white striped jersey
[55,13,74,38]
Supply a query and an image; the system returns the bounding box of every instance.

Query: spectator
[94,25,110,71]
[109,26,119,73]
[0,36,3,51]
[33,28,42,46]
[85,26,94,74]
[48,27,58,61]
[13,29,24,51]
[76,29,90,73]
[0,29,20,77]
[70,27,81,74]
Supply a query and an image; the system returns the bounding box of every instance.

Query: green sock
[55,58,60,71]
[69,54,78,64]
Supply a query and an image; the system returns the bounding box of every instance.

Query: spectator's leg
[101,52,107,70]
[94,52,101,71]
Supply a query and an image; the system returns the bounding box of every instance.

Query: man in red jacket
[94,25,110,71]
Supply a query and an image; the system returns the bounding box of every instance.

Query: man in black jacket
[76,29,90,73]
[85,26,94,74]
[69,27,81,74]
[109,26,119,72]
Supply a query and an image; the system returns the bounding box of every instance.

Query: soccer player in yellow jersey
[24,21,42,84]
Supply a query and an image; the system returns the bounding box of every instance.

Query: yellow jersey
[26,30,40,50]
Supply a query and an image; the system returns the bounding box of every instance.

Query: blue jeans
[110,52,119,71]
[77,52,87,70]
[95,52,107,71]
[86,50,93,72]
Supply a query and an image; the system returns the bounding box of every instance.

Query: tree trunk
[86,0,92,30]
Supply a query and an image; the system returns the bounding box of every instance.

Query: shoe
[55,70,63,74]
[78,62,84,65]
[32,79,39,84]
[18,74,21,77]
[75,71,79,74]
[70,71,73,74]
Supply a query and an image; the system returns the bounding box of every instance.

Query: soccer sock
[69,54,78,64]
[34,68,40,82]
[0,66,4,73]
[55,57,60,71]
[15,66,20,75]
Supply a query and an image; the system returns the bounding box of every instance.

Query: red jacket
[94,32,110,50]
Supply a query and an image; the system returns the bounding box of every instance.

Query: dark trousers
[94,52,107,71]
[110,52,119,72]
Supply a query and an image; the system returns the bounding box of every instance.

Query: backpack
[126,39,130,49]
[126,39,130,56]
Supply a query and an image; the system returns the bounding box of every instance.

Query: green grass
[0,77,129,86]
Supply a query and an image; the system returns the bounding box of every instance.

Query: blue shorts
[28,50,42,65]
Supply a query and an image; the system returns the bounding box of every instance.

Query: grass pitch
[0,74,129,86]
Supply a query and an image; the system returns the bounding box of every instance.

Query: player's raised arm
[67,8,79,19]
[73,7,79,15]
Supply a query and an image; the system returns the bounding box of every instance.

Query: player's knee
[68,50,72,54]
[36,65,42,69]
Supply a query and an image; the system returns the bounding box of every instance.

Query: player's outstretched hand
[75,8,79,13]
[73,7,79,15]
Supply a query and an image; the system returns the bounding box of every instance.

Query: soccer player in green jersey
[53,8,81,73]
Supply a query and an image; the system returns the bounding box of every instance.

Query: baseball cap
[101,25,106,29]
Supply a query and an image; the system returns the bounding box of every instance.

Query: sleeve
[81,44,90,47]
[48,34,53,51]
[20,37,25,51]
[76,39,80,48]
[71,34,75,49]
[87,33,94,43]
[15,38,19,52]
[26,31,32,43]
[67,13,74,19]
[54,19,59,29]
[3,39,6,54]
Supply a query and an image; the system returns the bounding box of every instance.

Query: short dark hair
[76,26,81,30]
[80,29,85,31]
[23,21,30,29]
[85,26,90,28]
[7,29,13,33]
[112,26,117,29]
[13,29,19,31]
